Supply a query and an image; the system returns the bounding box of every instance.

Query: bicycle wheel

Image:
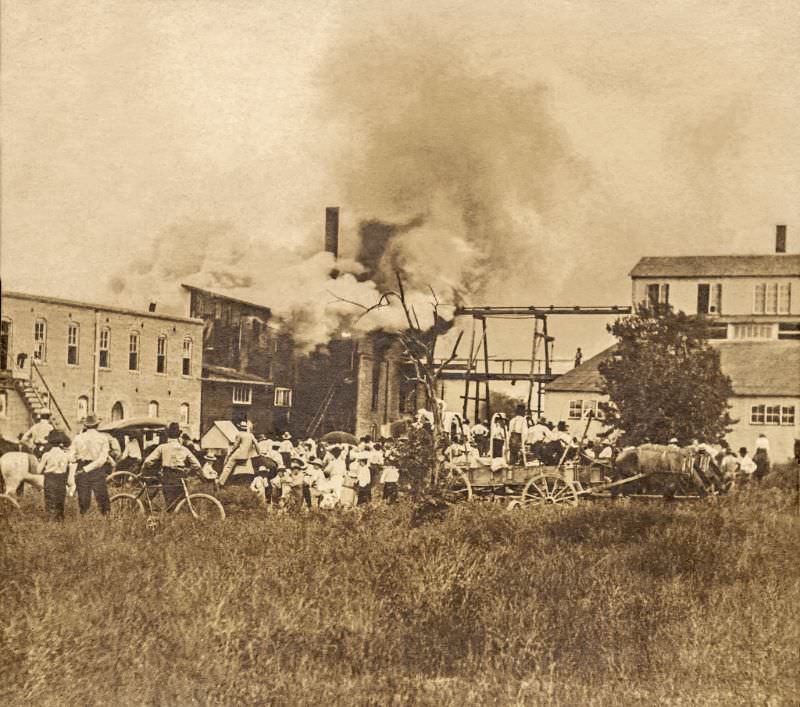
[174,493,226,521]
[109,493,145,518]
[107,471,140,492]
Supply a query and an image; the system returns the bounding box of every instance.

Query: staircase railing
[30,360,72,432]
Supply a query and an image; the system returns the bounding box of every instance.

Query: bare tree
[331,271,462,484]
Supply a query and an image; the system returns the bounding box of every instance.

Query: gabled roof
[716,341,800,396]
[201,364,272,386]
[629,255,800,278]
[181,283,272,316]
[545,341,800,397]
[545,346,614,393]
[3,290,202,325]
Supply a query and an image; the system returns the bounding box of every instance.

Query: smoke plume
[324,26,590,304]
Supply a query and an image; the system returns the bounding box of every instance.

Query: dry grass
[1,469,797,706]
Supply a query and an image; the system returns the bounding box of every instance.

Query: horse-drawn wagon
[441,413,725,509]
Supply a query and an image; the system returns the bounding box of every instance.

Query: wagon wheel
[441,469,473,504]
[520,473,579,508]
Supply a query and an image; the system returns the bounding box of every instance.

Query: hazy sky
[2,0,799,363]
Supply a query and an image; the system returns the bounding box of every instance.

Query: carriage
[441,413,724,509]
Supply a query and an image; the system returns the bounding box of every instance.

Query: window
[751,404,795,425]
[77,396,89,422]
[569,399,597,419]
[156,335,167,374]
[179,403,190,426]
[66,322,79,365]
[754,282,791,315]
[129,332,139,371]
[233,385,252,405]
[99,327,110,368]
[182,337,192,376]
[732,323,775,340]
[274,387,293,407]
[371,360,382,411]
[697,284,722,315]
[33,319,47,362]
[1,319,11,371]
[646,283,669,306]
[0,390,7,418]
[148,400,159,418]
[111,401,125,421]
[778,283,791,314]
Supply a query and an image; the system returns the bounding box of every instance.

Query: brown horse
[613,444,719,496]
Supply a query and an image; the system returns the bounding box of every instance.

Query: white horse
[1,451,42,507]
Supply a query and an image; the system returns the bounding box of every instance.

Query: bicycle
[109,472,226,521]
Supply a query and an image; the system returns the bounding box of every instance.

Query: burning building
[291,208,416,439]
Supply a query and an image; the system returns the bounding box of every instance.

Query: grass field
[1,470,798,706]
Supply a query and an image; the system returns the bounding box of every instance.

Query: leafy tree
[335,272,462,485]
[598,303,735,446]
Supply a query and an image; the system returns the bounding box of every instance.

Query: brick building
[180,285,296,437]
[292,331,413,440]
[0,291,203,439]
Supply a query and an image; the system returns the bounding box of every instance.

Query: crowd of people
[214,420,401,512]
[5,400,791,522]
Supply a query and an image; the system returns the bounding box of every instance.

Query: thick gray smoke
[322,28,590,305]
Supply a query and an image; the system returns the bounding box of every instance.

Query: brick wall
[200,381,290,438]
[1,293,203,437]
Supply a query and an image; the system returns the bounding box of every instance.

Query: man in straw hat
[142,422,202,510]
[68,413,111,515]
[38,429,74,520]
[218,418,258,487]
[22,409,54,456]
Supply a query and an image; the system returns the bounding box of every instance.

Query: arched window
[111,401,125,421]
[77,396,89,422]
[179,403,190,426]
[33,319,47,362]
[67,322,80,365]
[0,318,11,371]
[148,400,159,418]
[182,337,192,376]
[156,335,167,374]
[129,332,140,371]
[99,327,111,368]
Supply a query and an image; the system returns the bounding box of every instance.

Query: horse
[0,450,42,499]
[613,443,721,496]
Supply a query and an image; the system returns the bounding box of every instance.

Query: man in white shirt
[380,463,400,503]
[69,414,111,515]
[470,420,490,456]
[22,411,54,455]
[508,405,529,465]
[355,453,372,505]
[142,422,202,510]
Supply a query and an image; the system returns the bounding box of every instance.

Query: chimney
[775,224,786,253]
[325,207,339,259]
[148,302,157,312]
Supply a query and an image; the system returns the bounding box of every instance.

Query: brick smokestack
[325,207,340,259]
[775,224,786,253]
